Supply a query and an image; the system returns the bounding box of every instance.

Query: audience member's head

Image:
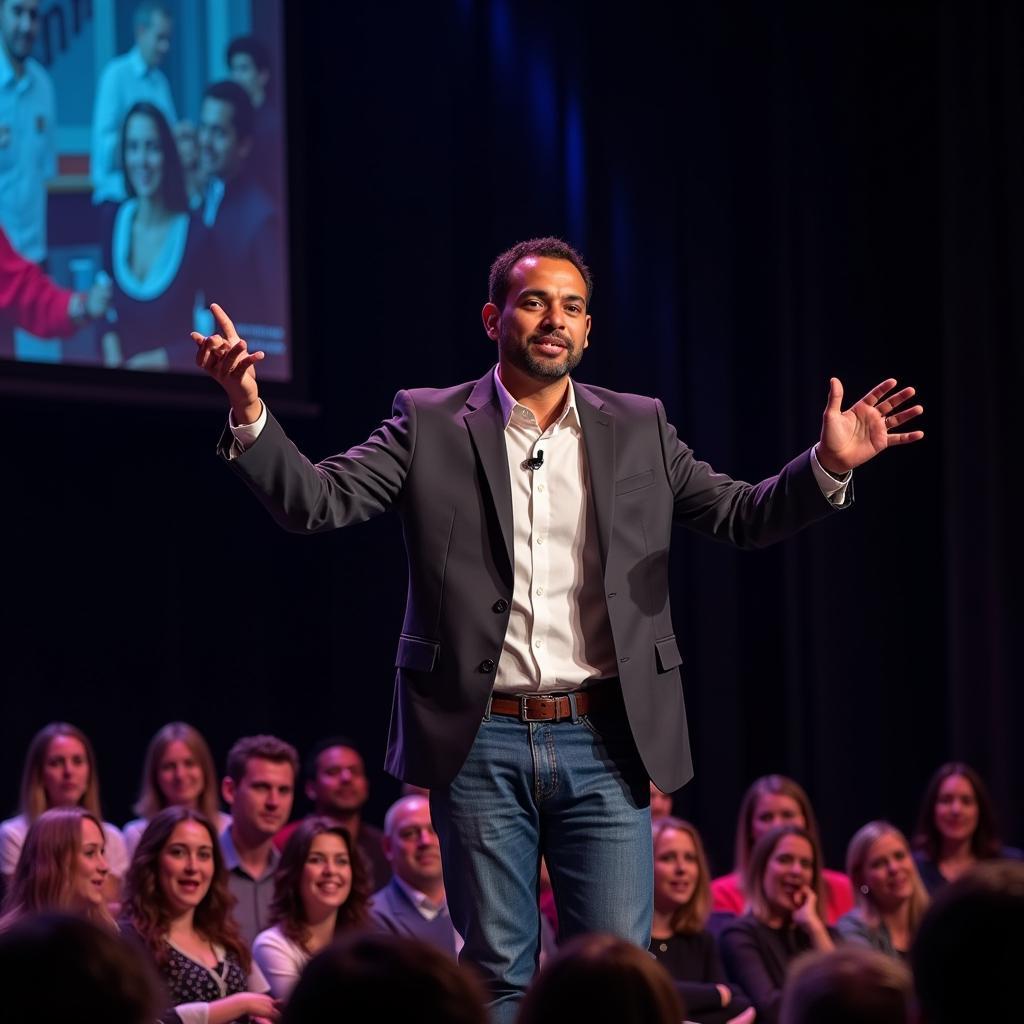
[133,1,172,68]
[0,0,41,69]
[304,736,370,821]
[133,721,221,822]
[382,794,443,895]
[121,806,249,969]
[733,775,825,880]
[649,780,673,820]
[912,762,1002,862]
[780,946,911,1024]
[270,816,369,951]
[0,913,164,1023]
[120,102,189,213]
[200,80,256,183]
[846,821,928,934]
[517,933,683,1024]
[0,807,112,930]
[283,931,487,1024]
[745,824,827,926]
[651,816,711,934]
[912,860,1024,1023]
[222,734,297,843]
[227,35,272,108]
[19,722,103,821]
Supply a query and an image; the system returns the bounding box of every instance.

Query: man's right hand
[192,303,264,425]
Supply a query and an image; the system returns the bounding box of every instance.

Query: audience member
[276,736,390,889]
[0,225,111,354]
[174,119,204,209]
[517,933,683,1024]
[711,775,854,924]
[124,722,231,858]
[0,913,164,1024]
[650,780,673,820]
[91,1,177,205]
[911,761,1022,895]
[648,817,752,1024]
[282,931,487,1024]
[719,824,838,1024]
[0,0,55,270]
[120,806,277,1023]
[0,807,113,931]
[369,794,458,956]
[99,101,204,370]
[253,817,369,998]
[220,734,298,945]
[227,34,282,200]
[779,946,911,1024]
[837,821,927,959]
[912,860,1024,1024]
[0,722,127,897]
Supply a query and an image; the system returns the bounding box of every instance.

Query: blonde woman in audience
[838,821,928,959]
[123,722,231,858]
[711,774,853,923]
[253,817,370,998]
[0,806,114,931]
[719,824,838,1024]
[0,722,127,898]
[649,817,754,1024]
[120,806,278,1024]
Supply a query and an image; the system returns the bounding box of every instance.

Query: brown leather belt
[489,683,618,723]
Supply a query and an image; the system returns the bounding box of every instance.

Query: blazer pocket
[615,469,655,495]
[396,634,440,672]
[654,634,683,673]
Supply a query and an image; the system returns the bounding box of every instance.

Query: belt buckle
[520,694,556,722]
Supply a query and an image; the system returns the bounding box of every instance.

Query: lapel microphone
[525,449,545,471]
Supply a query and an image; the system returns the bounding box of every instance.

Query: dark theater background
[2,0,1020,875]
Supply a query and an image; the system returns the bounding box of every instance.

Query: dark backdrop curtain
[2,0,1020,872]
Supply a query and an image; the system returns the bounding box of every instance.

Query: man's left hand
[816,377,924,475]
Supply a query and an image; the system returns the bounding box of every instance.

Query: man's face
[136,10,172,68]
[229,53,269,106]
[482,256,591,383]
[306,745,369,817]
[223,757,294,839]
[199,97,249,181]
[385,797,442,891]
[0,0,41,64]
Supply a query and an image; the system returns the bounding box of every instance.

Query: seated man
[369,794,457,956]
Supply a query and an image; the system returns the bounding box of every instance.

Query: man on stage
[194,237,922,1021]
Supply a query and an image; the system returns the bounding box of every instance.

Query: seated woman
[101,101,205,371]
[911,762,1023,896]
[711,774,854,924]
[838,821,928,959]
[120,807,277,1024]
[719,824,838,1024]
[253,818,369,999]
[0,806,112,931]
[649,817,753,1024]
[0,722,127,899]
[124,722,231,859]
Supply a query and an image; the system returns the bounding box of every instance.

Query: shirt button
[534,640,543,648]
[492,599,509,613]
[620,656,630,663]
[537,483,545,492]
[536,537,544,545]
[479,659,495,673]
[535,587,544,596]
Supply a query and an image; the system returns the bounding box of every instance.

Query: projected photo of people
[0,0,289,380]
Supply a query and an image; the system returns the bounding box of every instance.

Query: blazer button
[492,599,509,613]
[479,659,496,673]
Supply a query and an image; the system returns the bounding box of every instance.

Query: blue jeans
[430,694,653,1024]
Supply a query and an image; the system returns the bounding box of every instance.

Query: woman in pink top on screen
[710,775,854,925]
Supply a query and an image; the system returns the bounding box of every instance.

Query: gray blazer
[222,372,841,790]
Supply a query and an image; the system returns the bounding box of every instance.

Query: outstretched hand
[816,377,924,474]
[191,303,264,424]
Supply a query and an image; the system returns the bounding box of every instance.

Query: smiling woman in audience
[719,824,838,1024]
[838,821,928,959]
[120,806,277,1024]
[253,818,369,999]
[0,806,113,931]
[123,723,231,859]
[0,723,127,899]
[648,817,753,1024]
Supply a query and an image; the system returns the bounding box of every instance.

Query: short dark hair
[202,80,256,144]
[912,762,1003,862]
[134,1,171,31]
[488,236,593,309]
[227,34,272,75]
[303,736,362,783]
[121,102,189,214]
[226,734,299,784]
